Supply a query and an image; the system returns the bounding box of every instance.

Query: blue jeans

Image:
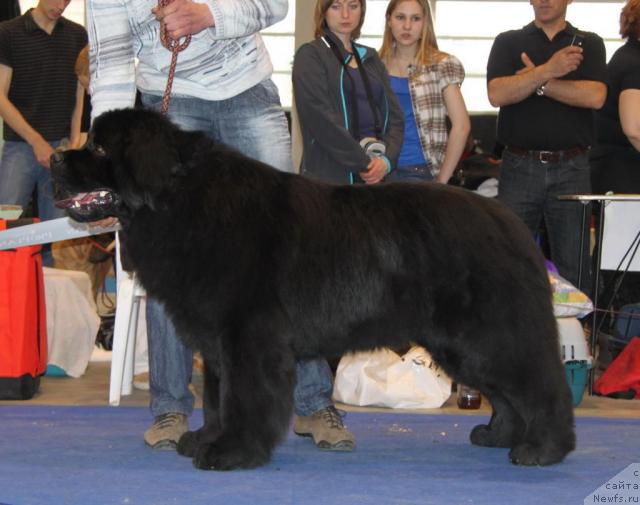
[497,150,591,292]
[386,163,434,183]
[0,139,66,266]
[293,359,335,416]
[142,80,334,417]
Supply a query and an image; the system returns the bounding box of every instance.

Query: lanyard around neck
[323,36,382,141]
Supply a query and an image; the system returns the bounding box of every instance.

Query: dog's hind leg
[505,366,576,466]
[461,318,574,465]
[488,327,576,467]
[470,391,525,448]
[190,320,296,470]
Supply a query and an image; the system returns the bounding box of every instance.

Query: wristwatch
[536,84,547,96]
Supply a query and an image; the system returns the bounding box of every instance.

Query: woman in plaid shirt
[380,0,471,184]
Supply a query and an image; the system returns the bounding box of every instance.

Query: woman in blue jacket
[293,0,404,185]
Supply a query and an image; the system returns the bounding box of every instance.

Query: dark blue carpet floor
[0,406,638,505]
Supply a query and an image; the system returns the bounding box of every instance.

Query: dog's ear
[122,121,185,208]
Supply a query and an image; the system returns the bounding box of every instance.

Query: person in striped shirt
[0,0,87,265]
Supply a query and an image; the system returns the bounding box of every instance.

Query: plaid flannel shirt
[408,54,465,175]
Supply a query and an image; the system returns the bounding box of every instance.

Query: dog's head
[52,108,186,222]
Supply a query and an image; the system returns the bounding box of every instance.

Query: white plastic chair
[109,233,146,406]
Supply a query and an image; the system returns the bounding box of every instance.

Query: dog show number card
[0,217,120,251]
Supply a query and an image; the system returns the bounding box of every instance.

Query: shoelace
[154,413,183,429]
[321,406,347,429]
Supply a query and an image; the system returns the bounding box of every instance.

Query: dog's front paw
[192,437,270,471]
[177,430,200,457]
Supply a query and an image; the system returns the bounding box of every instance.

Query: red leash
[158,0,191,115]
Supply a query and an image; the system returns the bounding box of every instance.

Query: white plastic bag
[333,346,452,409]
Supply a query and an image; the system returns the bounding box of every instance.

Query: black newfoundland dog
[51,108,575,470]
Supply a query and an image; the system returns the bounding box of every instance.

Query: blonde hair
[379,0,445,66]
[620,0,640,39]
[313,0,367,40]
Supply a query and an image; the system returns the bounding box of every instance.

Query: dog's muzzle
[55,189,122,222]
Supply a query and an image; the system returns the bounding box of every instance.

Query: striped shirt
[87,0,287,120]
[0,10,87,141]
[408,54,465,176]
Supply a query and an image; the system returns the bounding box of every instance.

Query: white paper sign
[601,201,640,272]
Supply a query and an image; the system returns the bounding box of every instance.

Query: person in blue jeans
[0,0,87,266]
[486,0,607,292]
[379,0,470,185]
[87,0,354,452]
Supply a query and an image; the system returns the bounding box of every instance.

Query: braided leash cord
[158,0,191,115]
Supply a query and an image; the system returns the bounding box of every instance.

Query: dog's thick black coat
[52,109,575,470]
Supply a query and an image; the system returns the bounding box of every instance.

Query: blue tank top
[390,76,427,167]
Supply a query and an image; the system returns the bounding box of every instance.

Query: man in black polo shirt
[0,0,86,264]
[486,0,607,292]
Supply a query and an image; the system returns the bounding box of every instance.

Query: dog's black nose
[50,151,64,167]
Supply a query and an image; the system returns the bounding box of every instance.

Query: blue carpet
[0,406,637,505]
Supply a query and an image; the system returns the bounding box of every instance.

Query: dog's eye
[85,136,106,157]
[93,144,107,157]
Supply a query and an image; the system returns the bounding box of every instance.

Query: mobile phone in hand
[570,34,584,47]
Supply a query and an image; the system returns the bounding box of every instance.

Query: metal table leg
[589,201,606,394]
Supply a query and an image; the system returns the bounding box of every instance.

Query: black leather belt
[396,163,430,172]
[505,146,588,163]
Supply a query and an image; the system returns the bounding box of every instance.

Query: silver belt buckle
[539,151,554,163]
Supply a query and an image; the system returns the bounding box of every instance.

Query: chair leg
[121,293,141,396]
[109,233,139,406]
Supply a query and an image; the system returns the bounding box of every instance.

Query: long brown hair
[379,0,444,66]
[313,0,367,40]
[620,0,640,39]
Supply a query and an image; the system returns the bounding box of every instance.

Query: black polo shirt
[0,1,20,22]
[596,38,640,150]
[0,9,87,141]
[487,22,606,151]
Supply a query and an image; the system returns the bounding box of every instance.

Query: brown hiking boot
[143,413,188,450]
[293,406,356,451]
